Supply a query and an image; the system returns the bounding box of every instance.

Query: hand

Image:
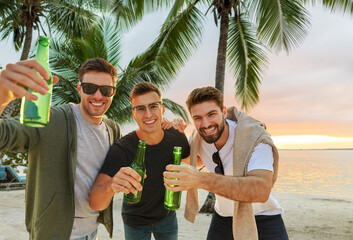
[110,167,145,195]
[172,118,187,133]
[0,60,58,104]
[161,117,187,133]
[163,163,200,192]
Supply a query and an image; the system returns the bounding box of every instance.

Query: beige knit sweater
[184,106,279,240]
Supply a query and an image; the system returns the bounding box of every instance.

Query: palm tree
[0,0,105,119]
[156,0,353,212]
[49,10,205,123]
[161,0,309,110]
[0,0,101,61]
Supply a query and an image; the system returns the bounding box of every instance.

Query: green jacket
[0,104,121,240]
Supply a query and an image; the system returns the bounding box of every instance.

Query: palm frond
[50,38,82,105]
[227,15,268,111]
[251,0,311,54]
[110,0,174,32]
[165,0,188,21]
[162,98,190,124]
[143,3,205,82]
[100,16,121,67]
[46,0,98,39]
[302,0,353,14]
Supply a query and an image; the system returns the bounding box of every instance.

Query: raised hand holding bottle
[20,36,53,127]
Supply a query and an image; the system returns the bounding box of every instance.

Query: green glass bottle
[164,146,182,210]
[20,36,53,127]
[124,140,147,204]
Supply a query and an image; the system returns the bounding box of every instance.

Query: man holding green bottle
[90,81,190,240]
[164,87,288,240]
[0,58,121,240]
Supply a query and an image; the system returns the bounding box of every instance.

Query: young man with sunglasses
[0,58,121,240]
[164,87,288,240]
[90,81,190,240]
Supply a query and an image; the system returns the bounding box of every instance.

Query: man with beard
[163,86,288,240]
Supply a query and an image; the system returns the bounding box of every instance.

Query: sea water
[273,150,353,199]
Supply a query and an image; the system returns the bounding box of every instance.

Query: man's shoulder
[50,104,72,117]
[103,117,120,129]
[116,130,138,146]
[164,128,186,138]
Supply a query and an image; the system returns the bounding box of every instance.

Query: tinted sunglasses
[79,82,116,97]
[212,151,224,175]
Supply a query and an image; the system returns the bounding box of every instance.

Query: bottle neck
[35,42,50,72]
[173,153,181,165]
[134,145,146,166]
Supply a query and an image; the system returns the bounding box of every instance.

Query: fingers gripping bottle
[20,36,53,127]
[124,140,147,204]
[164,146,182,210]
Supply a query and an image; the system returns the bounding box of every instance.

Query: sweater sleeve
[0,117,38,153]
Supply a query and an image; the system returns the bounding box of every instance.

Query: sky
[1,5,353,149]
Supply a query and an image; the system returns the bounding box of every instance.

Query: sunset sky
[1,5,352,149]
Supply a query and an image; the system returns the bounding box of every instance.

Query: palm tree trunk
[199,191,216,213]
[20,21,33,61]
[199,6,232,214]
[215,7,231,94]
[1,22,33,120]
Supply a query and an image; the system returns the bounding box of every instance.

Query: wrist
[102,178,115,197]
[197,171,208,190]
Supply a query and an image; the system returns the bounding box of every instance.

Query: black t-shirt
[99,128,190,226]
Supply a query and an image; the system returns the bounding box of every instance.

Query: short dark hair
[186,86,224,111]
[129,81,162,102]
[78,58,117,85]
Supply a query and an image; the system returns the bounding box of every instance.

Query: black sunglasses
[79,82,116,97]
[212,151,224,175]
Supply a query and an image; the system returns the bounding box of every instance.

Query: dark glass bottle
[164,146,182,210]
[20,36,53,127]
[124,140,147,204]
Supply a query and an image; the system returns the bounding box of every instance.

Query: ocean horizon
[273,149,353,199]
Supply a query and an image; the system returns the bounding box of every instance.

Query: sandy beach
[0,189,352,239]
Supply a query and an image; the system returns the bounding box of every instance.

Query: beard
[198,118,226,144]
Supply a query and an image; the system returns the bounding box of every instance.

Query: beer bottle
[164,146,182,210]
[124,140,147,204]
[20,36,53,127]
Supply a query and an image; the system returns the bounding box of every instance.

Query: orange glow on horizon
[272,135,353,149]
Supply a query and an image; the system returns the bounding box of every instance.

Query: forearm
[198,171,272,203]
[89,181,114,211]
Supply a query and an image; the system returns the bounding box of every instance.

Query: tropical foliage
[157,0,353,111]
[0,0,101,60]
[0,0,106,120]
[49,8,205,124]
[154,0,353,213]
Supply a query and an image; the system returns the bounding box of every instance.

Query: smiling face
[131,91,165,135]
[77,71,115,125]
[190,100,227,144]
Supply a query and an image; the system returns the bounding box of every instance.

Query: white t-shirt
[191,119,283,216]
